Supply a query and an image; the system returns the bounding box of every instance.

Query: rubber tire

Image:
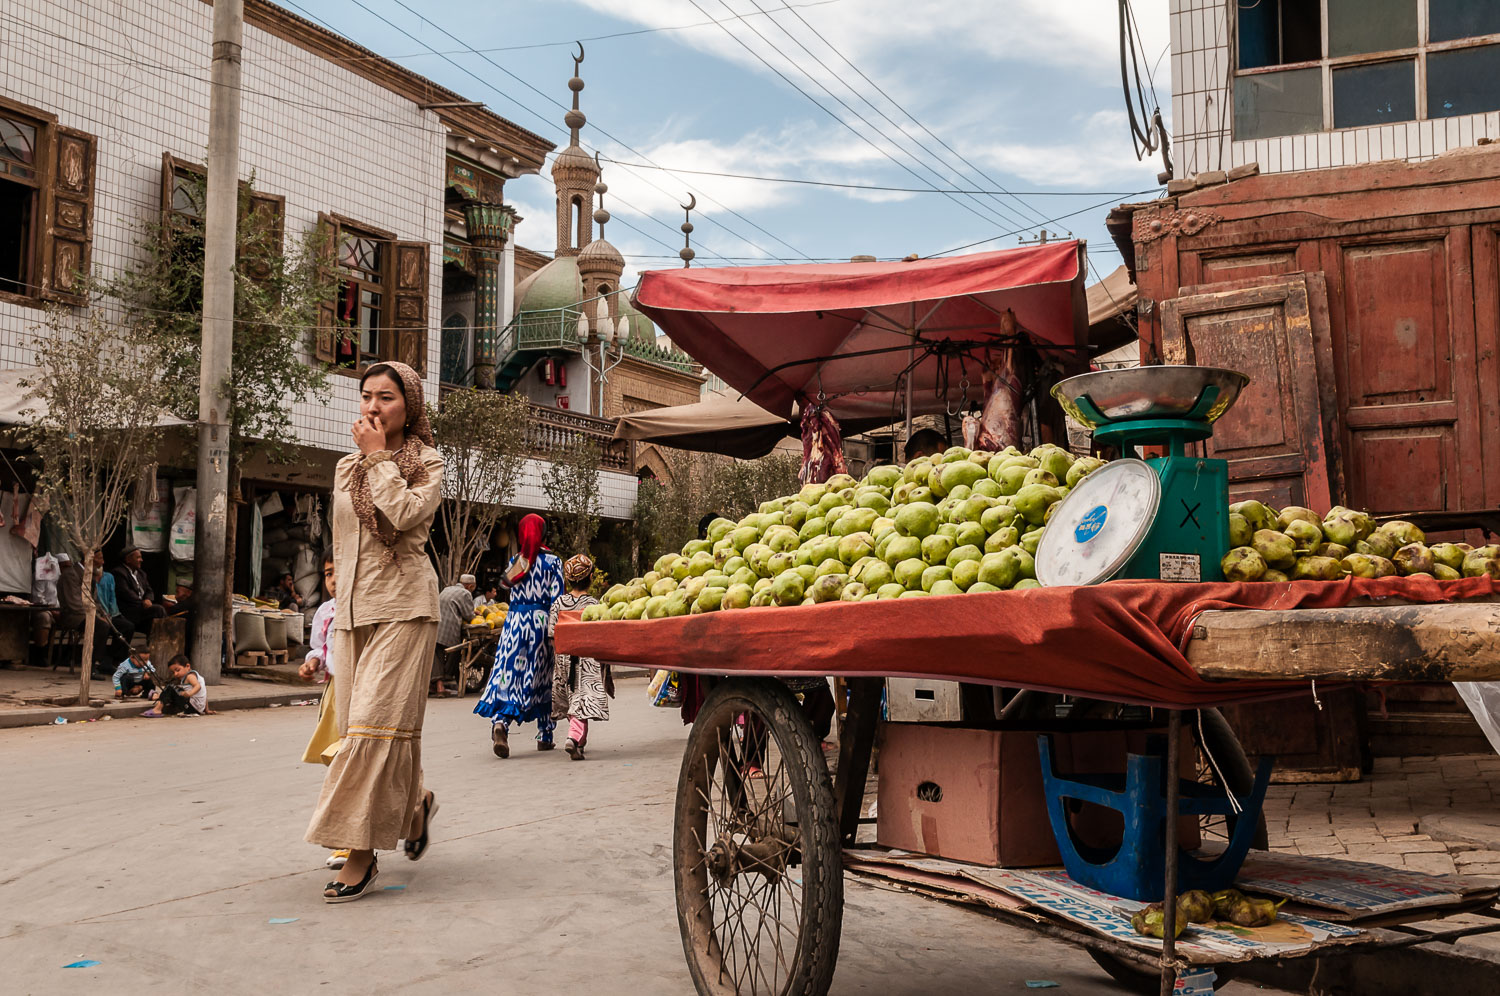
[1086,708,1261,991]
[674,677,843,996]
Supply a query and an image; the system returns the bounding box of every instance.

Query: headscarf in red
[513,513,548,580]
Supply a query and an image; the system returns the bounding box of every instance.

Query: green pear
[929,579,962,596]
[921,533,957,565]
[1251,529,1296,570]
[1230,500,1277,534]
[1284,519,1323,553]
[1341,554,1396,579]
[1221,547,1267,582]
[1014,484,1062,525]
[972,478,1003,499]
[865,465,903,489]
[996,464,1031,496]
[985,526,1021,554]
[920,565,953,591]
[650,576,679,597]
[894,558,927,588]
[883,535,923,567]
[1013,578,1042,590]
[771,572,806,606]
[833,507,880,537]
[946,544,983,569]
[1020,527,1045,556]
[838,531,876,565]
[1228,512,1252,548]
[967,581,1001,593]
[939,460,988,494]
[1435,564,1461,580]
[1277,506,1321,531]
[1393,543,1435,576]
[1355,532,1397,559]
[810,574,846,603]
[1379,520,1426,546]
[1318,543,1350,562]
[1291,555,1344,581]
[977,550,1022,589]
[951,558,981,590]
[1430,543,1467,571]
[876,583,906,599]
[954,521,988,550]
[695,586,726,612]
[894,502,941,539]
[852,559,894,589]
[1065,457,1105,488]
[981,505,1019,534]
[626,597,651,619]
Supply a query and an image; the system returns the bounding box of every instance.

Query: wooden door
[1467,224,1500,512]
[1159,275,1342,511]
[1329,230,1485,517]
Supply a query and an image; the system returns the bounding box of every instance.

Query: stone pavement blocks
[1403,852,1458,876]
[1454,850,1500,868]
[1294,839,1347,856]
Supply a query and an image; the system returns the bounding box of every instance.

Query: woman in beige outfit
[306,361,444,903]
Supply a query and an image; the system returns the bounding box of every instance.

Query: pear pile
[581,444,1104,620]
[1221,500,1500,583]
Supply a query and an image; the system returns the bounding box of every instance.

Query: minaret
[578,152,625,332]
[551,43,600,257]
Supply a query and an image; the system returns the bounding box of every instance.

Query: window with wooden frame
[314,212,429,376]
[156,154,287,311]
[1234,1,1500,141]
[0,95,96,307]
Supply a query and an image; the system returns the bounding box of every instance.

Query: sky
[285,0,1172,291]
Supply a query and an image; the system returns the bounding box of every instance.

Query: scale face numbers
[1036,459,1162,587]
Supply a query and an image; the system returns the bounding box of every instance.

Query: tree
[428,388,530,584]
[19,309,175,705]
[101,172,339,672]
[635,450,801,564]
[541,437,603,557]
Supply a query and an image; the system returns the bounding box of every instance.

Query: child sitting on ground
[143,655,207,717]
[112,649,156,698]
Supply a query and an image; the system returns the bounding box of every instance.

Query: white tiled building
[0,0,639,523]
[1169,0,1500,175]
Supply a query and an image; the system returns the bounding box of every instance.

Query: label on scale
[1159,552,1202,582]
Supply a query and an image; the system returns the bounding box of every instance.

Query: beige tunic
[306,445,444,851]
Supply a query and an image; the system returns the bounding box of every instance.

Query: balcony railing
[526,402,633,473]
[508,308,586,355]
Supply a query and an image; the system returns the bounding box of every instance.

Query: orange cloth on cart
[555,576,1498,709]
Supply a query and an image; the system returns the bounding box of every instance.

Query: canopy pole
[903,331,915,451]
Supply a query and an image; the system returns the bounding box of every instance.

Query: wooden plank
[1187,601,1500,681]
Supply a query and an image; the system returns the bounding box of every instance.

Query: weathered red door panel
[1332,231,1484,515]
[1159,275,1340,511]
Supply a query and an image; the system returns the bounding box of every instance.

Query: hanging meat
[798,402,848,485]
[964,308,1024,450]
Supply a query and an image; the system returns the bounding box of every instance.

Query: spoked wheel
[1085,707,1261,993]
[674,677,842,996]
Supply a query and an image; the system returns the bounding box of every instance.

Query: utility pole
[193,0,243,684]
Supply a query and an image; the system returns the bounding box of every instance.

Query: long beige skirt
[305,618,437,851]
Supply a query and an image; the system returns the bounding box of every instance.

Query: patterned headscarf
[348,361,434,565]
[563,554,594,587]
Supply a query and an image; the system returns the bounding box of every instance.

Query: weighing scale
[1037,366,1250,587]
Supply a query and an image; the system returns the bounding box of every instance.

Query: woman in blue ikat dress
[474,514,564,757]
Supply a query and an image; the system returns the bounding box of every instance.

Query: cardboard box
[885,678,962,723]
[875,723,1200,867]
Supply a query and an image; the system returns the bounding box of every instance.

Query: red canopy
[632,242,1088,421]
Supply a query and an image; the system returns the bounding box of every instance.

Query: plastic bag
[32,552,59,607]
[1454,682,1500,757]
[169,486,196,561]
[648,670,681,708]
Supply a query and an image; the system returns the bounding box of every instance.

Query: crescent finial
[681,193,697,212]
[574,41,585,70]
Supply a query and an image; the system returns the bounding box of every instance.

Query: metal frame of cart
[637,597,1500,996]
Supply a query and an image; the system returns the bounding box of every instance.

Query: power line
[593,156,1152,195]
[346,0,816,264]
[687,0,1022,234]
[733,0,1035,232]
[237,0,848,65]
[922,189,1161,258]
[768,0,1052,229]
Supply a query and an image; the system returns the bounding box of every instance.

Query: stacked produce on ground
[584,444,1103,620]
[1221,500,1500,583]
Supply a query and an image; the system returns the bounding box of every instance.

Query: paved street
[4,678,1288,995]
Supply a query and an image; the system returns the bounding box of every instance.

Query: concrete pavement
[3,678,1290,995]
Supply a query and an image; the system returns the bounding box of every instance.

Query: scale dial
[1036,459,1161,587]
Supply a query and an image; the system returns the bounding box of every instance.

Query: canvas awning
[0,368,192,427]
[1086,264,1138,327]
[614,392,893,460]
[632,242,1088,422]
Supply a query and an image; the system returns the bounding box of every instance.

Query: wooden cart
[648,597,1500,995]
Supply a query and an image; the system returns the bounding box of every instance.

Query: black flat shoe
[404,792,439,862]
[537,740,555,751]
[323,858,379,904]
[492,726,509,758]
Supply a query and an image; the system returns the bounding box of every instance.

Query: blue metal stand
[1037,733,1273,902]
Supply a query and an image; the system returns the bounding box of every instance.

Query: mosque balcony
[524,401,634,473]
[506,307,588,356]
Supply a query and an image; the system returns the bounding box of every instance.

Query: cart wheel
[1086,708,1262,992]
[674,677,842,996]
